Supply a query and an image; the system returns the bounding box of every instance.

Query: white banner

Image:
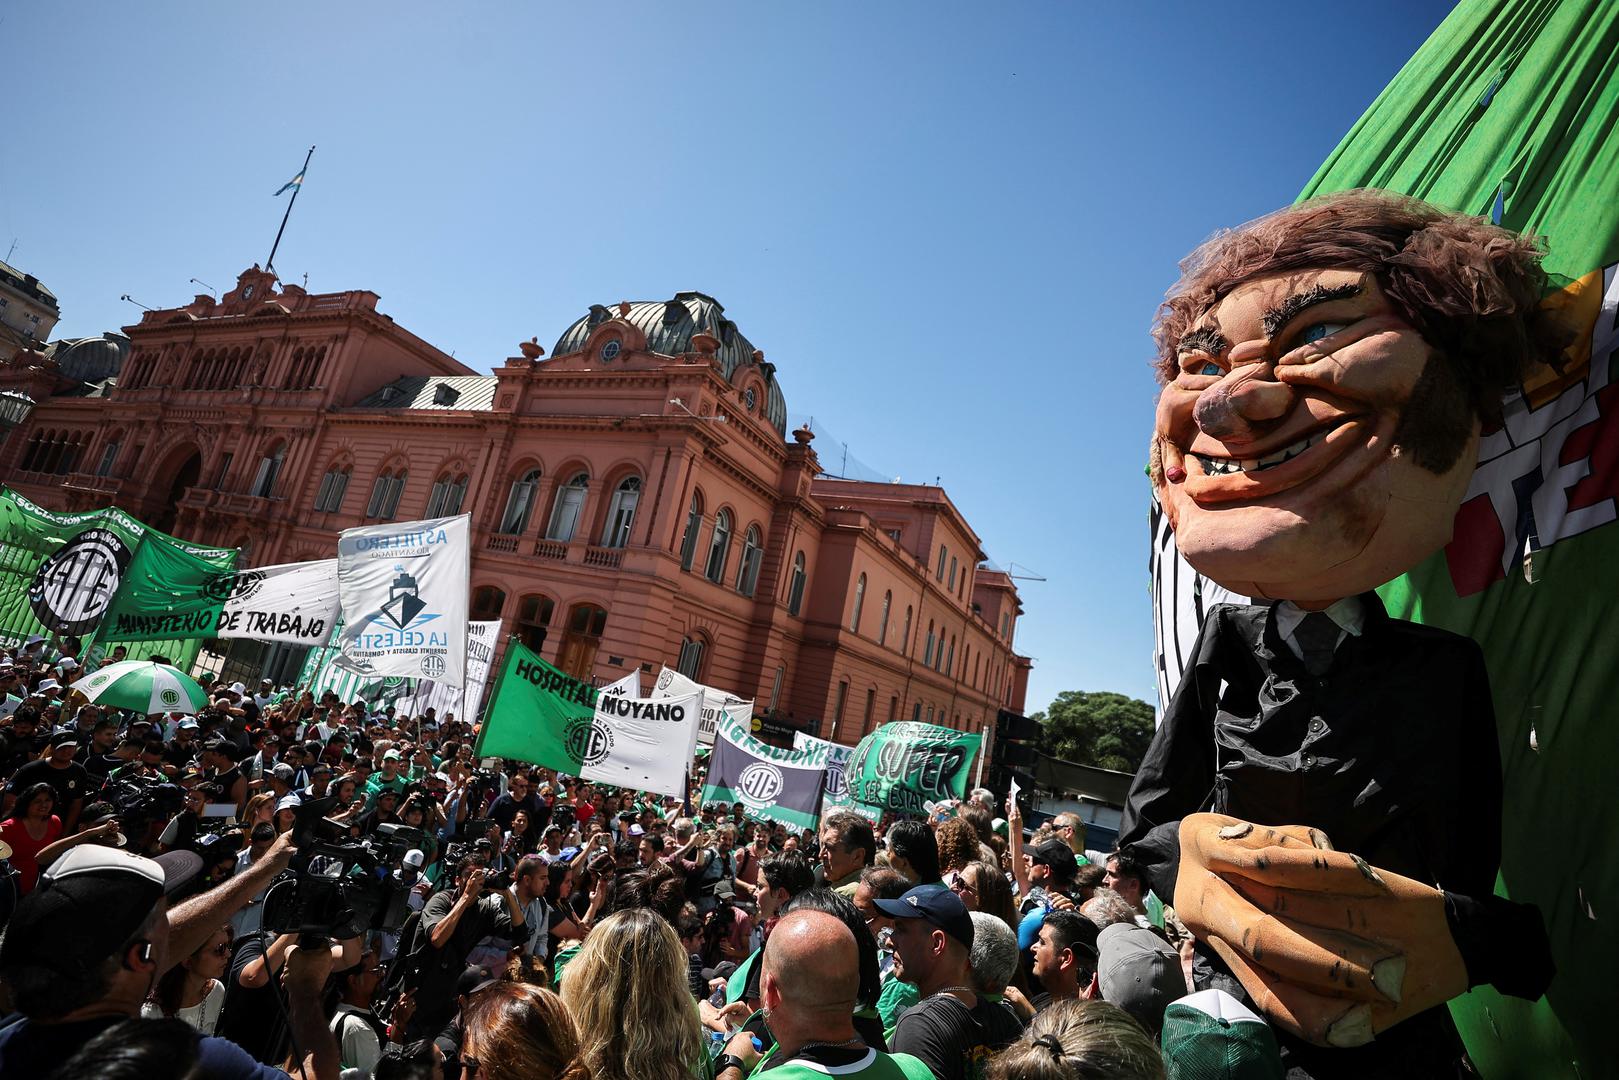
[415,619,500,722]
[583,689,704,797]
[215,559,342,645]
[600,671,641,699]
[336,515,470,686]
[793,730,857,820]
[652,666,753,747]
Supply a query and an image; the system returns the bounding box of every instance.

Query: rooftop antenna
[119,294,155,312]
[189,277,217,300]
[4,239,15,263]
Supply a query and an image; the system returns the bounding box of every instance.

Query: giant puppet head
[1149,190,1567,605]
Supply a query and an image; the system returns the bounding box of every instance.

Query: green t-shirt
[748,1048,933,1079]
[363,772,410,807]
[877,977,921,1041]
[551,941,583,988]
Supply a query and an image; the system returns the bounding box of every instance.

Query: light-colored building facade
[0,266,1030,745]
[0,259,59,363]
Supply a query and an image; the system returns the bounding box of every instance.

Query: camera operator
[0,833,343,1079]
[400,855,524,1040]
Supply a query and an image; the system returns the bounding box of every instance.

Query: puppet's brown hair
[1151,189,1567,424]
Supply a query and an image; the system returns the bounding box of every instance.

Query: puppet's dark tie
[1295,612,1340,676]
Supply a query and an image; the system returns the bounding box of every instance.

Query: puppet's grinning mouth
[1194,429,1328,476]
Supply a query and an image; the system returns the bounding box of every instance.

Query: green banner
[99,532,238,642]
[844,721,983,816]
[473,638,597,772]
[0,488,234,674]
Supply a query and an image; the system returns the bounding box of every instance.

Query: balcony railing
[486,534,518,553]
[533,539,568,561]
[62,473,122,497]
[583,545,623,569]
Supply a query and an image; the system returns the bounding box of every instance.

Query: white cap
[403,849,426,868]
[275,795,302,813]
[229,682,247,695]
[56,657,79,671]
[36,678,61,693]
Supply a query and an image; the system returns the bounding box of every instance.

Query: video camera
[103,773,187,838]
[261,795,422,939]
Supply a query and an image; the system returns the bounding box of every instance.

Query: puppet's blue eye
[1299,322,1346,345]
[1197,361,1223,377]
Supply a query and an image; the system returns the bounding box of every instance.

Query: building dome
[552,292,788,436]
[46,333,131,384]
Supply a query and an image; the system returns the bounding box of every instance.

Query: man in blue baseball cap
[875,884,1024,1080]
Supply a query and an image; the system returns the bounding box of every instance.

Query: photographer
[0,834,341,1079]
[400,855,524,1040]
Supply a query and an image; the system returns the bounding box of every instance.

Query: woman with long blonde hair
[560,908,709,1080]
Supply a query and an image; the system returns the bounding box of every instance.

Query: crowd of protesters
[0,635,1287,1079]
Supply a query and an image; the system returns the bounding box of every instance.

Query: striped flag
[273,170,305,197]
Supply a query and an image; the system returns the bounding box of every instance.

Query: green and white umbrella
[75,660,210,715]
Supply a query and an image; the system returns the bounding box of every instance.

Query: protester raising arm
[165,830,295,969]
[34,819,120,868]
[1008,794,1030,897]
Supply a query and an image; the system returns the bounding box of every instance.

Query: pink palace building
[0,267,1030,746]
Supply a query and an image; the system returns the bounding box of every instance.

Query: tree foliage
[1029,690,1156,773]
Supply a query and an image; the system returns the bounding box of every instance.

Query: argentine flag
[272,170,304,197]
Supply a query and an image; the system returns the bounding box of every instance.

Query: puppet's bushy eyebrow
[1177,327,1230,356]
[1262,282,1363,338]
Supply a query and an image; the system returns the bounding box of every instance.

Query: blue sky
[4,1,1454,712]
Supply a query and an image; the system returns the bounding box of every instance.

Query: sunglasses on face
[946,872,977,895]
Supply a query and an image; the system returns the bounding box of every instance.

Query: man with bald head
[715,909,934,1079]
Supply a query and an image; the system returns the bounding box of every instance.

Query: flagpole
[266,145,315,277]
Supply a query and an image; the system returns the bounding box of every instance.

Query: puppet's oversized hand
[1174,813,1468,1048]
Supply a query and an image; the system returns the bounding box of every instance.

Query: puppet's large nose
[1193,340,1294,442]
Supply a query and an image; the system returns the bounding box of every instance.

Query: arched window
[426,472,469,518]
[516,593,554,652]
[735,525,763,597]
[600,476,641,548]
[850,573,866,633]
[878,590,892,646]
[924,622,936,667]
[679,492,703,571]
[901,605,913,654]
[366,467,408,519]
[677,636,706,680]
[786,551,807,615]
[313,466,350,512]
[546,472,589,542]
[471,586,507,621]
[705,509,731,583]
[499,468,542,534]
